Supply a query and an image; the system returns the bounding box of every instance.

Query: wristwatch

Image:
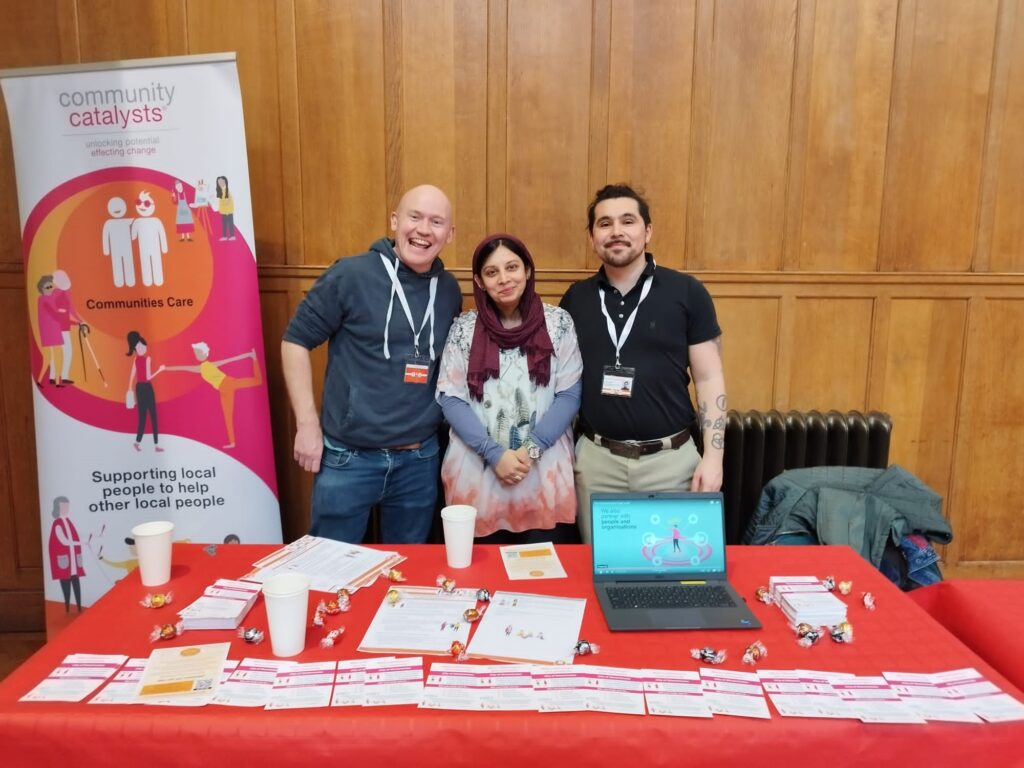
[525,440,543,460]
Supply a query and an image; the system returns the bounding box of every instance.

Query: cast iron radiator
[713,410,892,544]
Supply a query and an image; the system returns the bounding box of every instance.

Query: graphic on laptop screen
[593,497,726,576]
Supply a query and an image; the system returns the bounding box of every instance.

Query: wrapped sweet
[838,580,853,595]
[829,621,854,644]
[150,621,184,642]
[449,640,468,661]
[312,605,326,627]
[574,640,601,657]
[238,626,265,644]
[335,588,351,611]
[463,607,484,623]
[476,588,492,603]
[386,588,401,605]
[690,646,726,664]
[742,640,768,665]
[320,627,345,648]
[755,586,774,605]
[321,598,343,615]
[140,592,173,609]
[384,569,406,583]
[822,576,836,591]
[862,592,876,611]
[794,623,823,647]
[436,575,457,593]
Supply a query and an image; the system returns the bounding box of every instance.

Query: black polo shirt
[559,254,721,442]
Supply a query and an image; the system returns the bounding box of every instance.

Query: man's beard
[599,244,644,267]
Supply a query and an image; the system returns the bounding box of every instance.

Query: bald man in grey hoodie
[282,185,462,544]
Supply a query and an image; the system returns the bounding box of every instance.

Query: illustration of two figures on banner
[102,175,236,288]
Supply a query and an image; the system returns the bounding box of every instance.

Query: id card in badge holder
[404,354,431,384]
[601,365,635,397]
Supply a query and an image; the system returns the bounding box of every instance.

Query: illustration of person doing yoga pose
[163,343,263,449]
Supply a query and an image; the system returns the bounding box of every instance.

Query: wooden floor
[0,632,47,682]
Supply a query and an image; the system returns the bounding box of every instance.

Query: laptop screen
[591,493,727,577]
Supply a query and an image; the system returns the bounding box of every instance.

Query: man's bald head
[390,185,455,272]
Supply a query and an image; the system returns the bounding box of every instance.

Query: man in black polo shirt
[560,184,727,543]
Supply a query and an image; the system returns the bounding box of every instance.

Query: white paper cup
[262,573,310,657]
[441,504,477,569]
[131,520,174,586]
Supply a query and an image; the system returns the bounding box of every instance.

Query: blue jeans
[310,434,439,544]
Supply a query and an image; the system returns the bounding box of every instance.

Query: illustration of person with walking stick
[35,275,64,388]
[52,270,85,386]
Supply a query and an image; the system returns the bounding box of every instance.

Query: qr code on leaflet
[193,677,214,691]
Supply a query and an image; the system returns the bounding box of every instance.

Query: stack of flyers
[177,578,262,630]
[769,575,846,626]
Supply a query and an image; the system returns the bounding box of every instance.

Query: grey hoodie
[284,238,462,447]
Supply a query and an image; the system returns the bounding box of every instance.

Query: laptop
[591,491,761,631]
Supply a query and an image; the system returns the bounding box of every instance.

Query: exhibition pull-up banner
[1,53,282,635]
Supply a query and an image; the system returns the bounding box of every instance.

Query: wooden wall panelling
[685,0,797,271]
[0,1,76,266]
[505,0,592,268]
[451,0,489,268]
[187,0,288,265]
[389,0,458,221]
[294,0,386,263]
[275,0,305,266]
[0,1,74,70]
[780,0,815,272]
[258,279,309,542]
[877,298,967,508]
[585,0,610,271]
[0,279,43,629]
[986,0,1024,272]
[712,296,779,410]
[383,1,404,227]
[783,296,873,411]
[877,0,1000,271]
[485,0,508,236]
[790,0,897,271]
[75,0,182,62]
[948,298,1024,569]
[606,0,696,271]
[386,0,488,269]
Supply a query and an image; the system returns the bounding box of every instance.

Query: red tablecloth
[1,543,1021,767]
[908,579,1024,694]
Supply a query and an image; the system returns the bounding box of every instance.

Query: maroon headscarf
[467,233,554,401]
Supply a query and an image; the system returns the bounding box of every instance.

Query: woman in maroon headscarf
[437,233,582,542]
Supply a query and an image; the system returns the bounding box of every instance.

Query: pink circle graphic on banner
[24,167,276,493]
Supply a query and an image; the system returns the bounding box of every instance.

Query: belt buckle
[617,441,643,460]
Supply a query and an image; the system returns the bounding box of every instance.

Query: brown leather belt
[583,427,690,460]
[389,442,422,451]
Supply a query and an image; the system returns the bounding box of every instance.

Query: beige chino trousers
[574,434,702,544]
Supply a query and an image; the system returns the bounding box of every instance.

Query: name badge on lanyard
[404,354,431,385]
[380,254,438,384]
[598,273,653,399]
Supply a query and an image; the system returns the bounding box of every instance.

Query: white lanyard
[598,273,653,368]
[380,254,438,359]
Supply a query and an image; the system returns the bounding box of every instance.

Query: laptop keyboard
[606,584,736,610]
